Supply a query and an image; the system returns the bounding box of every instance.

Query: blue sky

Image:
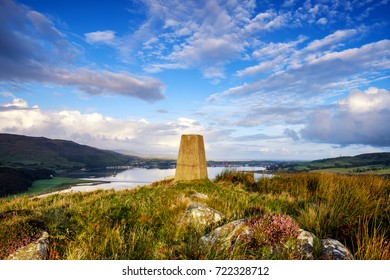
[0,0,389,160]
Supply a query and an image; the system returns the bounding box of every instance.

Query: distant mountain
[0,133,139,170]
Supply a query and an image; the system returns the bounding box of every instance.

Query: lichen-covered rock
[297,229,316,260]
[7,231,49,260]
[190,192,209,200]
[321,238,354,260]
[181,203,224,226]
[201,219,251,247]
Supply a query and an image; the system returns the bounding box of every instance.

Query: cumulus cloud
[0,98,205,154]
[0,0,164,102]
[301,87,390,147]
[338,87,390,113]
[2,98,29,109]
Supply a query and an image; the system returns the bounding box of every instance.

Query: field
[24,177,93,196]
[0,172,389,260]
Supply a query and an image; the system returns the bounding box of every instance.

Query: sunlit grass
[0,172,388,260]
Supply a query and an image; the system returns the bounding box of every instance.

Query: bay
[65,166,268,193]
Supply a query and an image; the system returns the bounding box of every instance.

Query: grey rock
[201,219,251,247]
[321,238,354,260]
[297,229,316,260]
[190,192,209,200]
[7,231,49,260]
[182,203,224,226]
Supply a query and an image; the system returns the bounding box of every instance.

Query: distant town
[105,159,295,172]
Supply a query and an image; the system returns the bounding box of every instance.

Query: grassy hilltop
[1,171,389,260]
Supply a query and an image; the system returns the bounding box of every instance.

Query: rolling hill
[0,133,140,196]
[283,152,390,174]
[0,133,139,170]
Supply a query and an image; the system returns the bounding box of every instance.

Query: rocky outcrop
[7,231,49,260]
[181,203,224,226]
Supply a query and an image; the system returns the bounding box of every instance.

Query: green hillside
[283,153,390,174]
[0,133,138,170]
[0,133,140,196]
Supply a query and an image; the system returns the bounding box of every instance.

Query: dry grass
[0,172,389,260]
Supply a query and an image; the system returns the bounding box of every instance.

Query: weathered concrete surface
[175,134,208,181]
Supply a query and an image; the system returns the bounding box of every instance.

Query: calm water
[68,166,268,192]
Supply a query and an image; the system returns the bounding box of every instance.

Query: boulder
[201,219,251,247]
[296,229,316,260]
[181,203,224,226]
[7,231,49,260]
[321,238,354,260]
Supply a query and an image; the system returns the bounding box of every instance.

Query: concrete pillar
[175,134,208,181]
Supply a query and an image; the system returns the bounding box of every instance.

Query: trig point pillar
[175,134,208,181]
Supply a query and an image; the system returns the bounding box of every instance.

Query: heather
[0,172,389,260]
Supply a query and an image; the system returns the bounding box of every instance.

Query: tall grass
[233,171,389,259]
[0,172,388,259]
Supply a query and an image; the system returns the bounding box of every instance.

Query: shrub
[246,214,300,248]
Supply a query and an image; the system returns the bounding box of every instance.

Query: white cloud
[203,65,225,79]
[236,60,279,77]
[0,1,165,102]
[317,17,328,25]
[338,87,390,113]
[85,30,116,44]
[244,11,290,32]
[215,39,390,99]
[53,69,165,102]
[304,29,358,52]
[0,99,200,155]
[2,98,28,108]
[301,87,390,147]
